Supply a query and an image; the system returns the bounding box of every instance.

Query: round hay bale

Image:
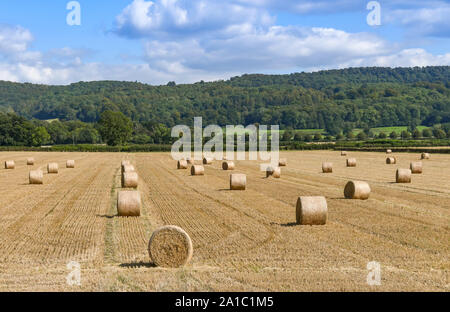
[278,158,287,167]
[346,158,357,167]
[222,161,235,170]
[344,181,371,200]
[148,225,193,268]
[117,191,141,216]
[266,166,281,178]
[121,160,130,167]
[230,173,246,190]
[122,172,138,188]
[122,164,135,173]
[177,160,188,169]
[296,196,327,225]
[66,160,75,168]
[47,163,59,174]
[203,157,213,165]
[421,153,430,160]
[27,157,35,166]
[396,169,412,183]
[322,162,333,173]
[191,165,205,176]
[410,162,423,174]
[386,157,396,164]
[386,149,392,154]
[29,170,43,185]
[4,160,15,169]
[186,158,195,165]
[341,151,347,156]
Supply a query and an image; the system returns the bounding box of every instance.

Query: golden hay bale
[322,162,333,173]
[122,172,138,188]
[203,157,213,165]
[396,169,412,183]
[278,158,287,166]
[344,181,371,200]
[421,153,430,160]
[230,173,246,190]
[222,161,235,170]
[66,160,75,168]
[191,165,205,176]
[386,157,396,164]
[122,164,135,173]
[121,160,130,167]
[410,162,423,174]
[386,149,392,154]
[177,160,188,169]
[148,225,193,268]
[117,191,141,216]
[346,158,357,167]
[47,163,59,174]
[266,166,281,178]
[27,157,34,166]
[341,151,347,156]
[29,170,43,185]
[186,158,195,165]
[296,196,327,225]
[4,160,15,169]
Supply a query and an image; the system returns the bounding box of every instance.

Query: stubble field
[0,151,448,291]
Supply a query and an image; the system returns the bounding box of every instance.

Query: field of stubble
[0,150,448,291]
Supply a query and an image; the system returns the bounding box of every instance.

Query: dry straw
[222,161,235,170]
[177,160,188,169]
[27,157,34,166]
[346,158,357,167]
[341,151,347,156]
[148,225,193,268]
[47,163,59,174]
[386,157,396,164]
[117,191,141,216]
[29,170,43,185]
[322,162,333,173]
[66,160,75,168]
[121,160,130,167]
[410,162,423,174]
[230,173,246,190]
[279,158,287,166]
[122,164,135,173]
[122,172,138,188]
[396,169,412,183]
[344,181,371,200]
[186,157,194,165]
[203,157,213,165]
[191,165,205,176]
[4,160,15,169]
[296,196,328,225]
[386,149,392,154]
[421,153,430,160]
[266,166,281,178]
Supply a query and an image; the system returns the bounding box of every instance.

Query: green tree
[336,133,344,141]
[389,131,398,139]
[313,133,322,141]
[401,130,411,139]
[357,132,367,140]
[422,128,432,138]
[378,132,387,139]
[412,129,422,139]
[31,126,50,147]
[98,111,133,146]
[346,131,355,140]
[293,132,303,141]
[282,130,294,141]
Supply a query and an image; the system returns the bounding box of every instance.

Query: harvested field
[0,151,448,292]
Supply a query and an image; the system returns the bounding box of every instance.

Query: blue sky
[0,0,449,85]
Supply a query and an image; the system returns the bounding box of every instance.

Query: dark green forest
[1,66,450,146]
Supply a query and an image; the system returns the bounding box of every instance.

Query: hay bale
[386,157,396,164]
[47,163,59,174]
[29,170,43,185]
[66,160,75,168]
[121,160,130,168]
[266,166,281,178]
[410,162,423,174]
[122,164,135,173]
[279,158,287,166]
[322,162,333,173]
[4,160,15,169]
[27,157,34,166]
[421,153,430,160]
[386,149,392,154]
[341,151,347,156]
[222,161,235,170]
[177,160,188,169]
[148,225,193,268]
[186,157,194,165]
[230,173,246,190]
[344,181,371,200]
[191,165,205,176]
[296,196,327,225]
[117,191,141,216]
[203,157,213,165]
[122,172,138,188]
[346,158,357,167]
[396,169,412,183]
